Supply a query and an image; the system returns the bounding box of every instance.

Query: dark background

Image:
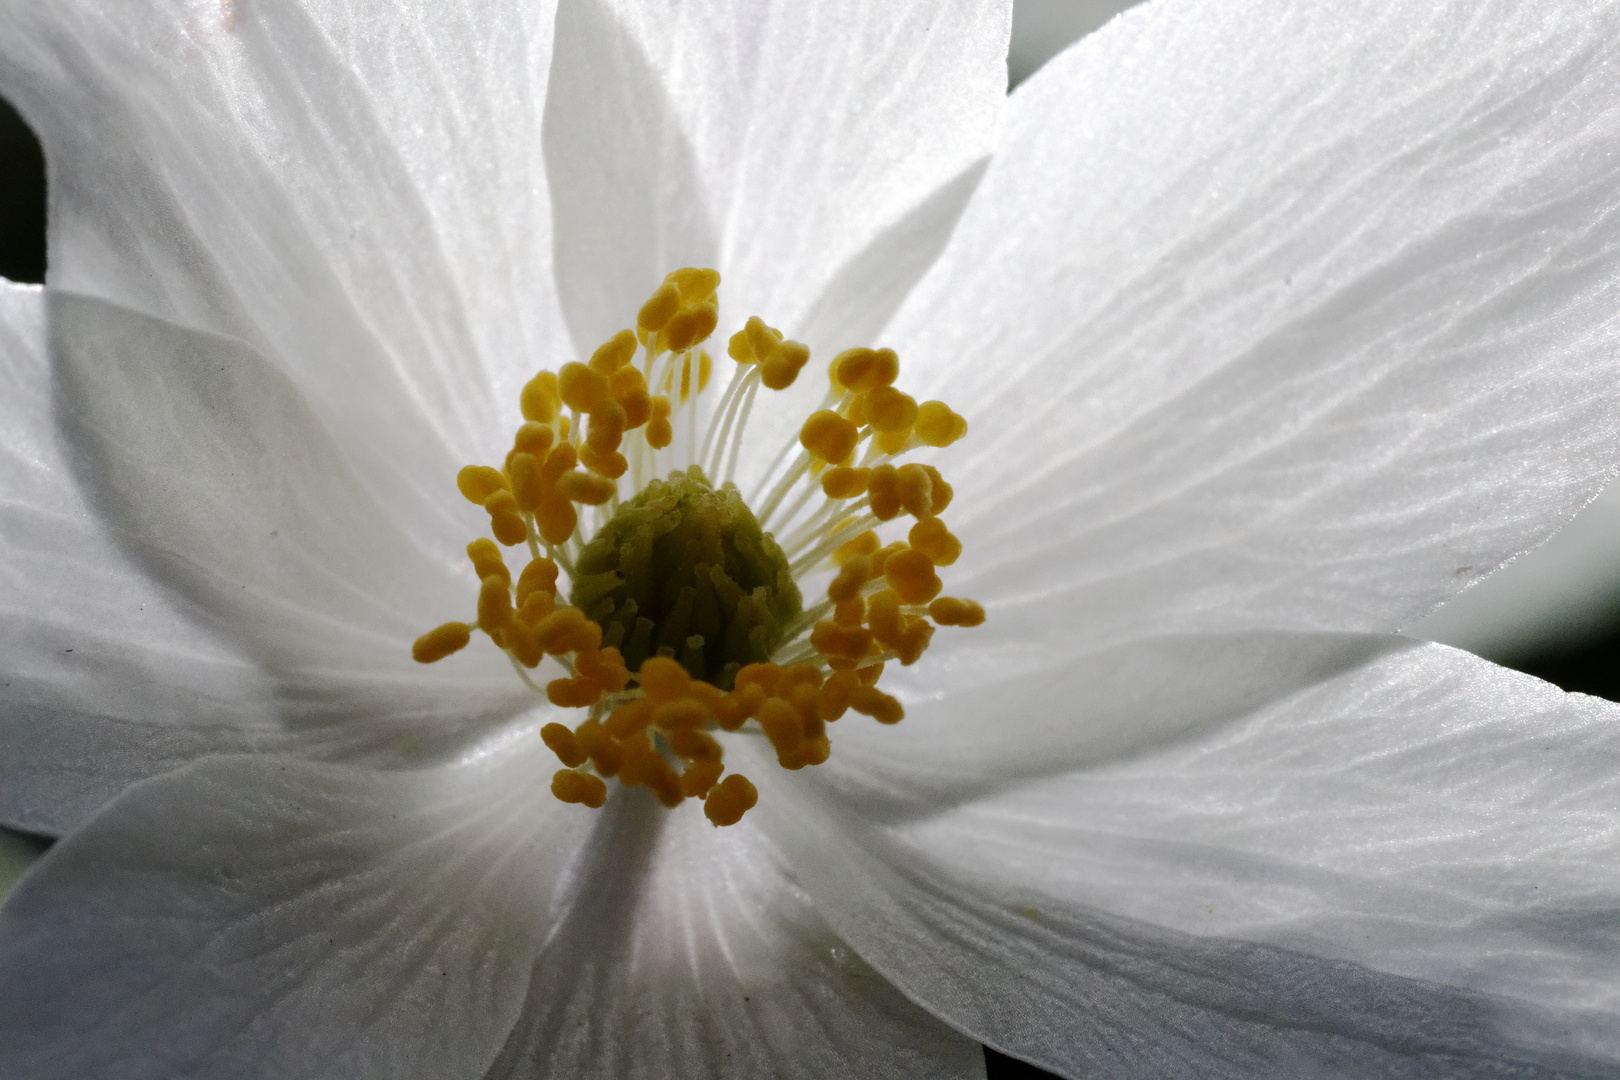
[4,84,1620,1080]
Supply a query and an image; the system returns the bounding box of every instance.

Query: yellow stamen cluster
[413,268,982,826]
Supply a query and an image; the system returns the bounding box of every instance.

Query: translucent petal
[51,292,530,766]
[487,788,984,1080]
[0,0,571,550]
[0,744,586,1080]
[0,281,279,835]
[752,641,1620,1075]
[541,0,1010,487]
[891,0,1620,648]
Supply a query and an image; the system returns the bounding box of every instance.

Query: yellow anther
[816,669,861,720]
[477,575,514,633]
[923,465,953,515]
[681,759,725,798]
[551,769,608,808]
[620,736,684,806]
[867,588,902,645]
[915,400,968,447]
[714,683,765,731]
[637,281,681,342]
[833,530,881,565]
[827,556,871,603]
[895,463,935,519]
[559,362,613,413]
[873,427,913,456]
[604,699,653,739]
[654,698,711,730]
[704,774,758,826]
[834,596,866,627]
[800,410,859,464]
[891,616,935,666]
[779,735,831,771]
[862,386,918,432]
[516,591,555,632]
[482,489,528,546]
[534,495,578,546]
[586,401,627,455]
[821,466,870,500]
[508,451,543,511]
[734,662,784,697]
[456,465,509,506]
[666,266,721,304]
[647,396,674,449]
[515,557,561,605]
[669,729,722,761]
[760,340,810,390]
[883,548,942,605]
[832,347,899,392]
[849,686,904,724]
[867,465,902,521]
[811,620,873,662]
[909,517,962,566]
[577,646,632,692]
[466,538,510,583]
[542,439,578,480]
[757,697,804,756]
[869,542,908,578]
[579,443,629,480]
[521,370,562,423]
[663,303,718,353]
[612,365,652,428]
[541,722,589,768]
[729,315,783,363]
[638,655,691,703]
[513,421,556,458]
[930,597,986,627]
[780,663,825,695]
[590,329,639,374]
[533,605,601,654]
[412,621,471,663]
[557,469,617,506]
[547,676,603,709]
[505,622,544,668]
[574,719,622,777]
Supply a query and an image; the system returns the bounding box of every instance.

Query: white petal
[0,0,569,537]
[52,293,530,764]
[1008,0,1144,86]
[0,280,282,835]
[487,787,984,1080]
[752,642,1620,1076]
[891,0,1620,651]
[1412,478,1620,659]
[0,745,587,1080]
[543,0,1010,359]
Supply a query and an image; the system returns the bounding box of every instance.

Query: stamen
[412,267,983,826]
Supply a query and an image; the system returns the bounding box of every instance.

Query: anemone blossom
[4,0,1620,1077]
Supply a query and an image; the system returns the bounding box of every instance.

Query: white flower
[5,0,1620,1076]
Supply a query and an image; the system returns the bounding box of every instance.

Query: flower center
[570,466,801,689]
[413,268,983,826]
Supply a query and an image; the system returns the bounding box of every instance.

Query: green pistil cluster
[570,466,801,689]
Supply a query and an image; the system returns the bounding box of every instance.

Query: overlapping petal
[544,0,1010,353]
[0,0,571,554]
[0,743,585,1080]
[49,293,531,770]
[487,789,984,1080]
[754,640,1620,1076]
[888,0,1620,666]
[0,281,278,834]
